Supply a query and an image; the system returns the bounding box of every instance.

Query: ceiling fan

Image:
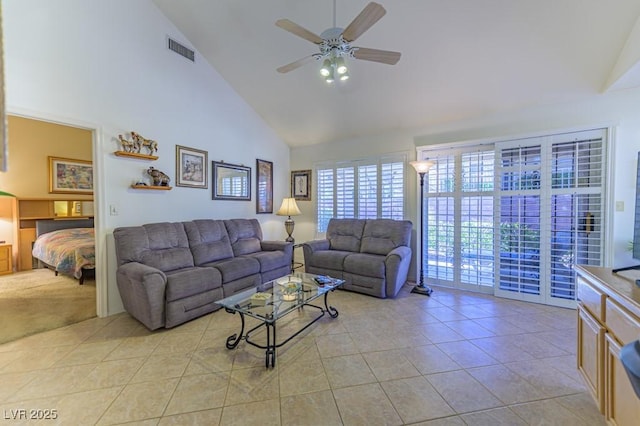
[275,1,401,82]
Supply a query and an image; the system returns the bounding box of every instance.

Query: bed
[31,218,95,285]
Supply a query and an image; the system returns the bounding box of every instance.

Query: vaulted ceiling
[153,0,640,147]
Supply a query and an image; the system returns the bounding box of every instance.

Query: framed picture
[176,145,208,188]
[256,159,273,214]
[291,169,311,201]
[212,161,251,201]
[48,156,93,194]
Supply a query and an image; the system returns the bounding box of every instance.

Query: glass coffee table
[215,272,345,368]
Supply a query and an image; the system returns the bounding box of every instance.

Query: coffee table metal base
[224,291,339,368]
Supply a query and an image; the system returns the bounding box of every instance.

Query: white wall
[4,0,291,315]
[291,87,640,279]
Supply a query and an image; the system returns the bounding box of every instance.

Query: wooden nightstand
[0,244,13,275]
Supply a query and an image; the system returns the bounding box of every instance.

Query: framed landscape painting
[48,156,93,194]
[256,158,273,213]
[176,145,208,188]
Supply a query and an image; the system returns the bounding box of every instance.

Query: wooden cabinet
[18,228,36,270]
[578,305,605,411]
[575,266,640,425]
[0,244,12,275]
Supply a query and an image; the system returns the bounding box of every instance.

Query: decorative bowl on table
[276,276,302,301]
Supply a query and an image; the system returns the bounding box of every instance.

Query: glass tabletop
[215,272,345,322]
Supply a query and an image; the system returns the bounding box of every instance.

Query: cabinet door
[0,245,11,274]
[18,228,36,271]
[578,305,605,412]
[606,334,640,426]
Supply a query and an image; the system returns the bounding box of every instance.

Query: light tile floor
[0,285,606,425]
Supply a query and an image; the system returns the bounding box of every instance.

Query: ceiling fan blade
[353,47,401,65]
[277,55,316,73]
[342,2,386,42]
[276,19,323,44]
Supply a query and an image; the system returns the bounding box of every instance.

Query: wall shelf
[114,151,158,161]
[131,185,172,190]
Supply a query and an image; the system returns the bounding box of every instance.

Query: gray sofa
[302,218,412,298]
[113,218,292,330]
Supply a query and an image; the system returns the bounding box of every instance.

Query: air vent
[168,37,195,62]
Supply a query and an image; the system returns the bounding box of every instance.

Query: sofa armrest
[116,262,168,330]
[385,246,412,298]
[302,239,330,253]
[261,240,291,252]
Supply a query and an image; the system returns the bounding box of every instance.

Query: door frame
[8,106,106,317]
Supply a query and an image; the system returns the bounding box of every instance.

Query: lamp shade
[276,198,301,217]
[410,160,435,174]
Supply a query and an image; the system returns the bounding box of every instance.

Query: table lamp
[276,197,301,242]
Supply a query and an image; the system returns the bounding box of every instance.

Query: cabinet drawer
[578,276,606,323]
[606,298,640,345]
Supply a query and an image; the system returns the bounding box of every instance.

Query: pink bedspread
[31,228,95,279]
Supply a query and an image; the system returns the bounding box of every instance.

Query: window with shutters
[316,154,407,233]
[418,128,607,307]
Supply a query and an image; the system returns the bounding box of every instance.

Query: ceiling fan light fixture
[320,58,332,77]
[325,67,335,84]
[335,56,348,75]
[276,2,401,79]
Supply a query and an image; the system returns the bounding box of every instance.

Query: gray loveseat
[302,218,412,298]
[113,218,292,330]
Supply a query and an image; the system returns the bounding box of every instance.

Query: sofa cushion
[114,222,194,272]
[165,266,222,302]
[222,274,262,296]
[184,220,234,265]
[308,249,352,270]
[243,250,289,273]
[344,253,386,278]
[360,219,412,255]
[326,219,366,252]
[202,256,260,283]
[224,219,262,255]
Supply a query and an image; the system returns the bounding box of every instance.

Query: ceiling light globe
[320,59,332,77]
[335,57,348,74]
[339,73,349,81]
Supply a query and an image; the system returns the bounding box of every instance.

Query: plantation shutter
[316,154,407,233]
[317,169,334,233]
[358,164,378,219]
[546,133,604,303]
[381,161,405,220]
[337,167,355,218]
[495,129,606,307]
[418,127,607,307]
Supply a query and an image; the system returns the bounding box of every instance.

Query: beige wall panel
[0,115,92,199]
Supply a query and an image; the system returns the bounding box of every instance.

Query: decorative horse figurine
[131,131,158,155]
[118,134,138,153]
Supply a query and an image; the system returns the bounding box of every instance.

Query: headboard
[35,218,95,237]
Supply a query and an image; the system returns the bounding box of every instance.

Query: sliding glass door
[420,129,607,307]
